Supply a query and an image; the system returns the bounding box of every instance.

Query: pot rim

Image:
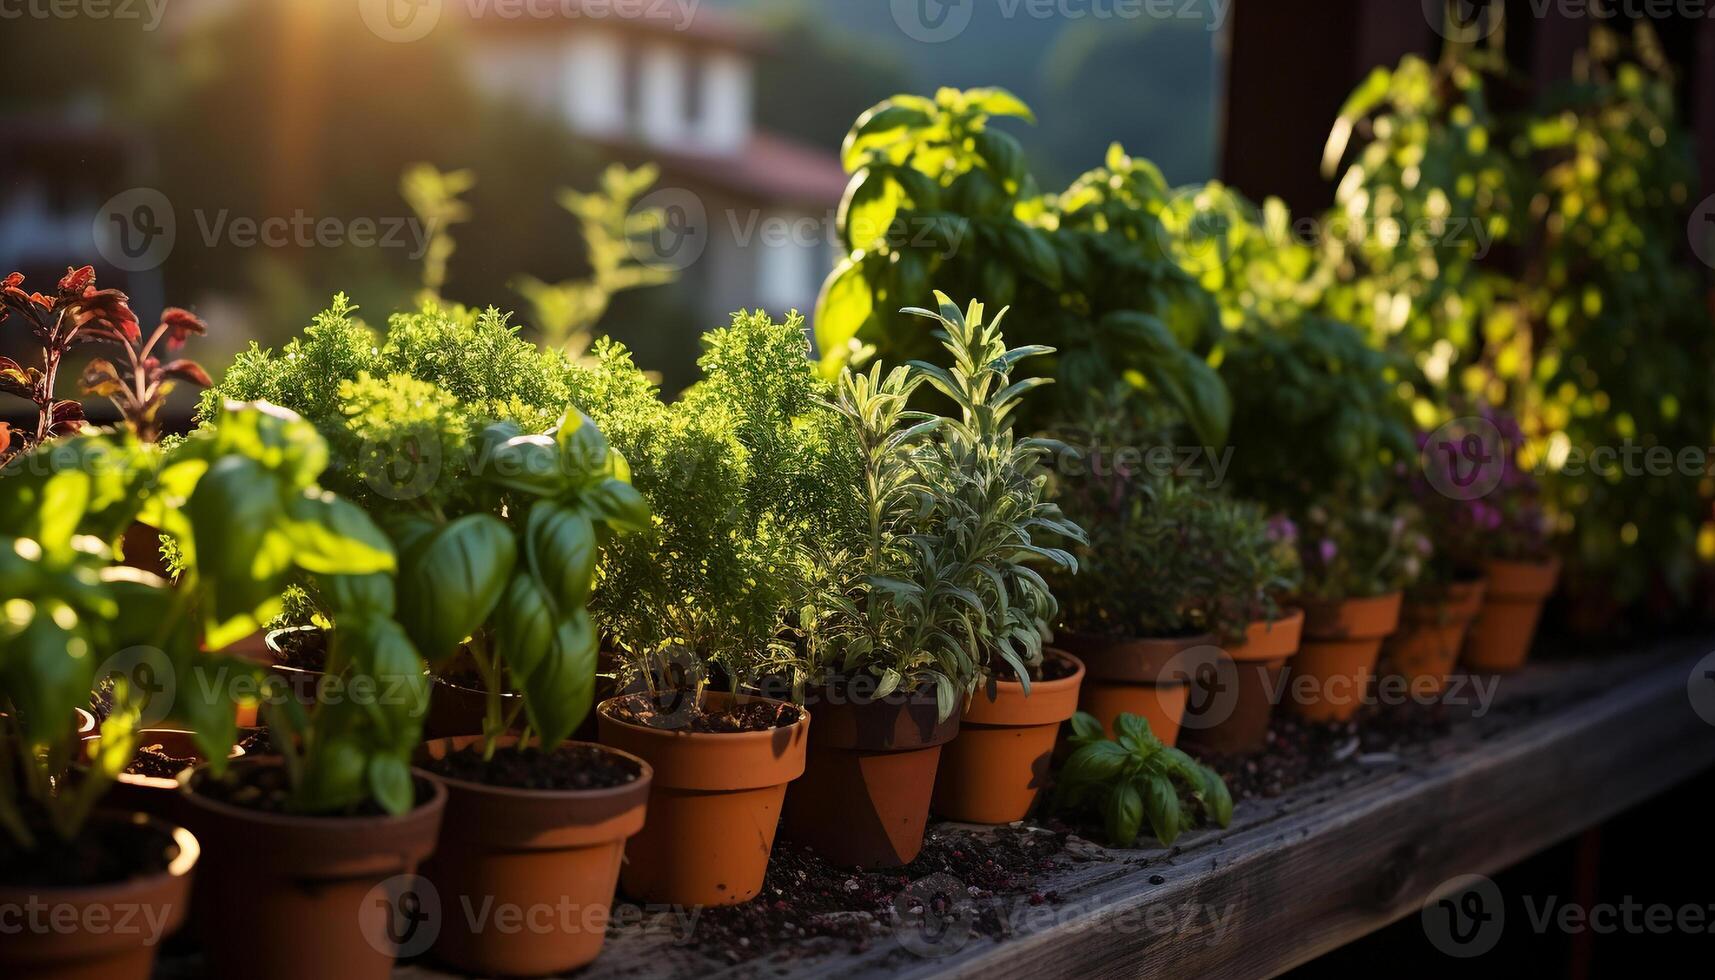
[980,648,1087,694]
[597,690,809,744]
[81,729,247,791]
[418,736,654,804]
[0,811,199,899]
[185,756,447,829]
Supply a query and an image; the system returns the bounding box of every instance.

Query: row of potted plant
[5,29,1694,975]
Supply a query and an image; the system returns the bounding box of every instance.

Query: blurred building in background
[461,5,846,323]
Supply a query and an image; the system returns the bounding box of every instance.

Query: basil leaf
[395,513,516,665]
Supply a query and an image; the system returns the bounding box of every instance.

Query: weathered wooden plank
[391,641,1714,980]
[868,642,1715,980]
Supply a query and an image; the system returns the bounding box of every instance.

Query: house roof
[457,1,771,52]
[602,131,850,209]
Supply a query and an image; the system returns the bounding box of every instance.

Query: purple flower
[1318,538,1338,565]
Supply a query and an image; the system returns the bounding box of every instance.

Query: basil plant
[0,401,413,843]
[386,408,648,756]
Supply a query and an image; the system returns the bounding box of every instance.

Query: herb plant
[566,312,852,689]
[799,295,1080,718]
[208,299,647,754]
[1050,394,1300,642]
[1,267,137,458]
[1,401,409,841]
[1055,711,1233,847]
[818,89,1228,445]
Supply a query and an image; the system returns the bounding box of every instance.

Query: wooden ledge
[396,639,1715,979]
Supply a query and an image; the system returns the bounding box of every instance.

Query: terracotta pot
[781,682,959,868]
[0,813,197,980]
[1462,557,1562,673]
[180,759,446,980]
[931,651,1084,824]
[421,677,524,742]
[597,691,807,904]
[1180,609,1304,756]
[1290,592,1404,723]
[418,736,650,976]
[79,730,245,825]
[1060,632,1212,746]
[261,626,327,709]
[1380,579,1487,698]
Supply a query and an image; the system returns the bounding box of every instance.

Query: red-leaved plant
[0,265,209,456]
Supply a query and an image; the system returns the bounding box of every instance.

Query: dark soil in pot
[0,811,197,980]
[989,653,1081,683]
[421,742,641,790]
[192,761,435,817]
[268,625,327,671]
[603,689,804,732]
[0,813,175,888]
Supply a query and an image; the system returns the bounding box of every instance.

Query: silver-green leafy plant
[799,294,1082,719]
[1055,711,1233,847]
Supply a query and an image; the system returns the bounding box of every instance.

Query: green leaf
[1059,739,1129,787]
[282,492,396,576]
[1068,710,1104,742]
[965,87,1035,123]
[973,130,1028,190]
[480,430,565,497]
[320,572,396,619]
[494,572,556,684]
[520,609,598,748]
[814,258,876,377]
[582,478,650,533]
[932,672,957,722]
[395,514,517,665]
[875,667,902,699]
[840,167,903,253]
[842,101,932,172]
[524,502,597,612]
[1107,780,1144,846]
[367,755,415,816]
[554,409,610,482]
[1141,774,1182,845]
[185,456,293,641]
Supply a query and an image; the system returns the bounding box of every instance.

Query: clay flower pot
[1462,556,1562,673]
[262,626,328,710]
[1381,579,1487,698]
[180,759,446,980]
[1291,592,1404,723]
[932,650,1085,824]
[597,691,808,905]
[1180,609,1304,756]
[781,683,959,868]
[0,813,197,980]
[418,736,650,976]
[80,729,245,825]
[1060,632,1212,746]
